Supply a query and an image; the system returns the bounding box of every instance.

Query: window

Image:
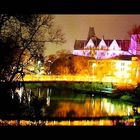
[121,62,125,66]
[112,62,115,65]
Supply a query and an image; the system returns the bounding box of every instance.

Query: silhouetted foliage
[0,14,65,118]
[0,14,65,82]
[50,54,92,75]
[128,24,140,36]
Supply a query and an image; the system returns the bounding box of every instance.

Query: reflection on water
[1,82,140,126]
[0,118,138,126]
[52,98,133,118]
[23,84,140,120]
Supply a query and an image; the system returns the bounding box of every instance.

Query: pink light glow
[73,35,140,59]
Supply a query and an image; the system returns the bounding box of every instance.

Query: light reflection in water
[52,98,133,118]
[21,84,140,126]
[0,119,137,126]
[24,86,138,118]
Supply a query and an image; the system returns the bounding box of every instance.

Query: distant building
[72,27,140,88]
[73,27,140,59]
[88,56,140,88]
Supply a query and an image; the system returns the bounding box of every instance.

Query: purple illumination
[73,35,140,59]
[129,34,140,55]
[73,50,131,59]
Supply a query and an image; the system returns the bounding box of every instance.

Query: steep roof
[98,39,107,49]
[108,40,121,50]
[117,40,130,51]
[84,39,95,49]
[74,40,87,50]
[74,39,130,51]
[74,27,130,51]
[104,40,113,46]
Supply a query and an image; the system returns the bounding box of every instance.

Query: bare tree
[0,14,65,82]
[128,24,140,37]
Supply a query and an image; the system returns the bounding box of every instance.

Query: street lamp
[38,60,41,66]
[37,60,41,73]
[48,60,52,75]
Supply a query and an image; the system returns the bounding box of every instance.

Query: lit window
[121,62,125,66]
[121,68,125,71]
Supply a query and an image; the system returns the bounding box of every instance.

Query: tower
[87,27,95,40]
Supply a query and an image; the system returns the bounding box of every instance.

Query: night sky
[44,15,140,56]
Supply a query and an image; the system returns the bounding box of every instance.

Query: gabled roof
[74,39,130,51]
[91,37,101,46]
[98,39,107,49]
[84,39,95,49]
[74,40,87,50]
[108,40,121,50]
[73,26,131,51]
[104,40,113,46]
[117,40,130,51]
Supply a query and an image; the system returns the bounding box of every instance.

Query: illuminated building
[129,34,140,55]
[22,27,140,89]
[73,27,140,59]
[72,27,140,88]
[88,56,140,88]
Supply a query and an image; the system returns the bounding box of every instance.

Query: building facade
[72,27,140,88]
[88,56,140,88]
[73,27,140,59]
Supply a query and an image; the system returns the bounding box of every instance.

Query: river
[0,82,140,126]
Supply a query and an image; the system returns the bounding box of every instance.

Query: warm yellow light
[114,71,123,77]
[115,61,121,69]
[123,73,130,78]
[92,63,96,67]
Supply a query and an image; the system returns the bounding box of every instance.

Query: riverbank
[40,82,140,105]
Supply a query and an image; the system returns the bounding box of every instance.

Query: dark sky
[44,15,140,56]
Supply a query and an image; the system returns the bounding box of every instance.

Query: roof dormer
[108,40,121,50]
